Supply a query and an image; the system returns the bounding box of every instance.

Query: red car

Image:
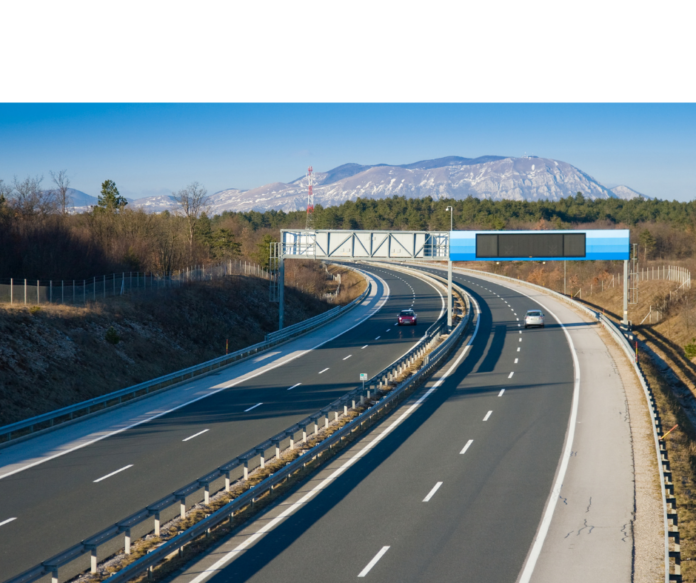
[398,309,417,326]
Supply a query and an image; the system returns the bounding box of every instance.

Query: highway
[0,265,445,581]
[172,268,578,583]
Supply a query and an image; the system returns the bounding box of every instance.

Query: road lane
[0,265,444,581]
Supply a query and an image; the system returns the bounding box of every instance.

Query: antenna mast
[306,166,315,229]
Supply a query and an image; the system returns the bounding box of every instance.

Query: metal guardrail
[0,280,372,446]
[452,266,676,583]
[4,268,468,583]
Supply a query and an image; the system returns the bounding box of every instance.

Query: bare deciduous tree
[50,170,72,214]
[10,175,57,217]
[172,182,209,261]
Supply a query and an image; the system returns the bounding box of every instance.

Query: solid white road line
[287,383,302,391]
[318,368,329,374]
[514,358,519,364]
[498,389,505,397]
[94,464,133,483]
[184,296,481,583]
[0,270,394,483]
[358,546,391,577]
[460,440,474,455]
[182,429,209,442]
[244,403,263,412]
[508,372,514,379]
[483,411,493,421]
[343,355,352,360]
[423,481,443,502]
[0,517,17,527]
[362,345,368,349]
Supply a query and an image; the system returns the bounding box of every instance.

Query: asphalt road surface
[177,267,576,583]
[0,265,444,581]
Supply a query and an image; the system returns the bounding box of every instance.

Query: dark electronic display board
[476,233,586,258]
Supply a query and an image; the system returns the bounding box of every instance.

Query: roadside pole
[279,256,285,330]
[623,259,629,325]
[447,259,453,328]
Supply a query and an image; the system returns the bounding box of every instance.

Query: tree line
[2,175,695,280]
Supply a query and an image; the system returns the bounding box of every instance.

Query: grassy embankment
[0,262,365,427]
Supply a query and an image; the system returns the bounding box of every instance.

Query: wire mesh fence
[0,260,271,306]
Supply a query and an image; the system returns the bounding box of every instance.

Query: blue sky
[1,103,694,201]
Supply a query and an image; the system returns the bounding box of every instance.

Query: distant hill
[68,156,651,215]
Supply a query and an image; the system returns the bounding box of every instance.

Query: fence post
[37,280,39,304]
[10,278,12,304]
[62,280,64,304]
[103,275,106,299]
[73,280,75,304]
[50,280,52,303]
[113,274,115,297]
[24,279,27,305]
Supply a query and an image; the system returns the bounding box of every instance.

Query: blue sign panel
[449,229,630,262]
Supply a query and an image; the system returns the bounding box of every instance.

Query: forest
[1,175,695,281]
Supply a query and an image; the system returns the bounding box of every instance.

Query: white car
[524,310,545,328]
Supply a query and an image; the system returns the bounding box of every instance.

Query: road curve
[169,268,578,583]
[0,265,444,581]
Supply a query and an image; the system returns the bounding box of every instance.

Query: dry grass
[0,265,365,426]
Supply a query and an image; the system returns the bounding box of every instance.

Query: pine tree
[96,180,128,212]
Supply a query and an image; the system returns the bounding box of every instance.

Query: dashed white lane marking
[483,411,493,421]
[244,403,263,412]
[183,429,209,442]
[423,481,443,502]
[508,372,514,379]
[343,355,352,360]
[514,358,519,364]
[94,464,133,483]
[460,440,474,455]
[0,517,17,527]
[519,331,522,335]
[358,546,391,577]
[287,383,302,391]
[517,347,521,352]
[375,336,381,340]
[498,389,505,397]
[362,345,368,349]
[386,329,391,332]
[319,368,330,374]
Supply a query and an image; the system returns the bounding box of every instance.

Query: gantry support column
[447,259,453,328]
[622,259,629,326]
[279,256,285,330]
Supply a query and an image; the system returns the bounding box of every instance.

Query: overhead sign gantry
[271,229,630,329]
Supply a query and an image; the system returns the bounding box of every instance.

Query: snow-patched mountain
[610,185,649,200]
[68,156,649,215]
[203,156,624,213]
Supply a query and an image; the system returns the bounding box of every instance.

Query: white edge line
[460,439,474,454]
[459,269,580,583]
[182,429,209,442]
[0,517,17,527]
[0,270,393,481]
[358,546,391,577]
[184,295,482,583]
[94,464,133,483]
[423,481,443,502]
[244,403,263,413]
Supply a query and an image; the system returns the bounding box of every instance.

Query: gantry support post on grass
[623,259,629,326]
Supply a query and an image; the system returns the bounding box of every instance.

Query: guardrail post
[88,545,98,574]
[51,568,59,583]
[259,449,266,469]
[243,459,249,480]
[179,496,186,520]
[204,483,210,505]
[124,528,131,554]
[224,471,231,492]
[302,424,308,443]
[154,512,161,536]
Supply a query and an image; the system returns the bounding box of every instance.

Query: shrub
[684,339,696,360]
[105,326,121,345]
[28,306,41,315]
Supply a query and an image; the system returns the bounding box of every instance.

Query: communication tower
[306,166,314,229]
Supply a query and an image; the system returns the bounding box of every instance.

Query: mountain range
[68,156,649,215]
